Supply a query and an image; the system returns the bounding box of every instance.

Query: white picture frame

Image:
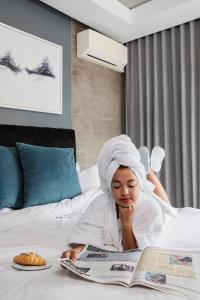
[0,21,63,114]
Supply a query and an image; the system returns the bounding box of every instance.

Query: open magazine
[58,245,200,299]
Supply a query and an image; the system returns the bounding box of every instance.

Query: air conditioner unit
[77,29,127,73]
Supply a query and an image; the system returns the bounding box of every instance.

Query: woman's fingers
[118,205,134,225]
[118,205,134,211]
[71,249,78,261]
[61,250,71,258]
[61,249,78,261]
[61,245,84,261]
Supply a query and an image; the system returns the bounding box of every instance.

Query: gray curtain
[126,19,200,208]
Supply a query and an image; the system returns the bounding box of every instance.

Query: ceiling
[117,0,151,9]
[40,0,200,43]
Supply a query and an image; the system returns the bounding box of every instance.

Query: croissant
[13,252,46,266]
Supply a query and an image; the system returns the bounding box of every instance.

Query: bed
[0,124,200,300]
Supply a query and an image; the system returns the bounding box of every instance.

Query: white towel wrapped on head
[97,134,146,191]
[68,135,177,250]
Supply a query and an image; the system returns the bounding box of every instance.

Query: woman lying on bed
[61,135,177,260]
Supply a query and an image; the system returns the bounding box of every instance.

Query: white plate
[12,261,52,271]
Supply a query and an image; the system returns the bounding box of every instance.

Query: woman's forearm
[121,224,137,250]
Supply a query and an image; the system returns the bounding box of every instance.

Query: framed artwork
[0,21,63,114]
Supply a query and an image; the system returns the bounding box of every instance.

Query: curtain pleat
[126,19,200,207]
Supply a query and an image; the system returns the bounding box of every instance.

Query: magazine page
[131,247,200,297]
[59,245,142,286]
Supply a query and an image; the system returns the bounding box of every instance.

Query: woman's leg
[147,170,170,204]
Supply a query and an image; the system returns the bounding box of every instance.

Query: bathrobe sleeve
[67,194,106,248]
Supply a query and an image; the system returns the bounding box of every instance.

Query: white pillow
[0,208,13,215]
[78,164,100,193]
[76,162,81,173]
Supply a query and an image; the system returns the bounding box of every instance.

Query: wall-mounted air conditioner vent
[77,29,128,73]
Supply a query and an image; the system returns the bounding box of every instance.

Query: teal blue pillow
[16,143,81,208]
[0,146,23,209]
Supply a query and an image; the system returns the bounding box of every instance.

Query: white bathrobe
[68,135,177,250]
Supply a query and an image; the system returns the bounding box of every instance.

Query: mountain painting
[0,21,62,114]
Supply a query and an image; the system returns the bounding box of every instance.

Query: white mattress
[1,192,200,300]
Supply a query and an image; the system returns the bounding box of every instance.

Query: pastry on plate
[13,252,46,266]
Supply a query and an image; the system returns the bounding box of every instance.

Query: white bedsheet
[1,194,200,300]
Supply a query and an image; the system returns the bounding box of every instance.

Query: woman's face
[111,167,140,208]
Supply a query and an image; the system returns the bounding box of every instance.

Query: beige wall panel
[71,20,125,170]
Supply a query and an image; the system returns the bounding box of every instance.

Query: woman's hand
[61,244,85,261]
[118,205,134,227]
[118,206,137,250]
